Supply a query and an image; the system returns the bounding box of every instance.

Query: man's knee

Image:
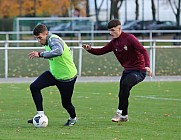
[122,73,138,87]
[30,82,39,93]
[62,103,70,110]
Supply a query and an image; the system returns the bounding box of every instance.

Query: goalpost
[15,17,95,44]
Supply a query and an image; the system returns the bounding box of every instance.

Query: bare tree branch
[118,0,124,9]
[173,0,178,9]
[98,0,104,12]
[168,0,176,15]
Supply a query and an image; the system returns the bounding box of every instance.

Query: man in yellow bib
[28,24,77,126]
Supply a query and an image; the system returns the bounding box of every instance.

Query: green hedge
[0,18,14,31]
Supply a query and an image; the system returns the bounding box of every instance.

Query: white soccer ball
[33,114,48,128]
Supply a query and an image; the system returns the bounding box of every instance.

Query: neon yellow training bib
[44,34,77,80]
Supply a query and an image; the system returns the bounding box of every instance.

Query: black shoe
[64,118,77,126]
[27,119,33,124]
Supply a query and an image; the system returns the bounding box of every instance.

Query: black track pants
[30,71,77,118]
[118,70,146,115]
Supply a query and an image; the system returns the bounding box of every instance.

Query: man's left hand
[145,67,152,77]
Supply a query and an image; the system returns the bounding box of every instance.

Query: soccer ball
[33,114,48,128]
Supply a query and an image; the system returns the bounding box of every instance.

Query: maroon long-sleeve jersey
[88,32,150,71]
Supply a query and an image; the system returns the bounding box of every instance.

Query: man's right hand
[28,51,40,59]
[82,44,91,50]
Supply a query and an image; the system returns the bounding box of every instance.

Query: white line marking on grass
[134,96,181,101]
[75,92,100,94]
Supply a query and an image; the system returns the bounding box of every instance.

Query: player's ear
[44,31,48,36]
[118,25,121,31]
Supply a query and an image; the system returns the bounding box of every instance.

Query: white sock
[37,111,44,114]
[121,115,128,118]
[116,109,122,114]
[70,117,77,120]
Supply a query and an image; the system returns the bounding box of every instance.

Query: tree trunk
[151,0,156,21]
[86,0,90,17]
[135,0,139,20]
[110,0,115,19]
[94,0,99,22]
[168,0,181,28]
[176,0,181,28]
[110,0,123,19]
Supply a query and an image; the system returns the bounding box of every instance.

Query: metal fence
[0,31,181,78]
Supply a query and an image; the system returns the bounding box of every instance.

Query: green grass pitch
[0,82,180,140]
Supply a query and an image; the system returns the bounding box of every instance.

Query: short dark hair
[74,8,80,12]
[33,24,48,36]
[107,19,121,29]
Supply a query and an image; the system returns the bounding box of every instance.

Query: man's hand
[82,44,91,50]
[28,51,40,59]
[145,67,152,77]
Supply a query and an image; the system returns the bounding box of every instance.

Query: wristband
[38,52,42,57]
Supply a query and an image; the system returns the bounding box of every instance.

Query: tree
[0,0,19,18]
[167,0,181,27]
[135,0,139,20]
[0,0,85,18]
[86,0,90,17]
[94,0,104,22]
[110,0,124,19]
[22,0,71,17]
[151,0,156,21]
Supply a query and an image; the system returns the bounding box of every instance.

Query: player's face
[108,25,121,38]
[34,31,48,45]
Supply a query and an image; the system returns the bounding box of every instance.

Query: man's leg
[112,70,146,122]
[56,77,77,126]
[118,72,137,115]
[30,71,56,111]
[119,71,146,115]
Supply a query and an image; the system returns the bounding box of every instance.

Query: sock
[121,115,128,118]
[70,117,77,120]
[37,111,44,114]
[116,109,122,114]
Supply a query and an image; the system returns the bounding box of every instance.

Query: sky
[89,0,177,24]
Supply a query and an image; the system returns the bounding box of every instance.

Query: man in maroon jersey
[82,19,152,122]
